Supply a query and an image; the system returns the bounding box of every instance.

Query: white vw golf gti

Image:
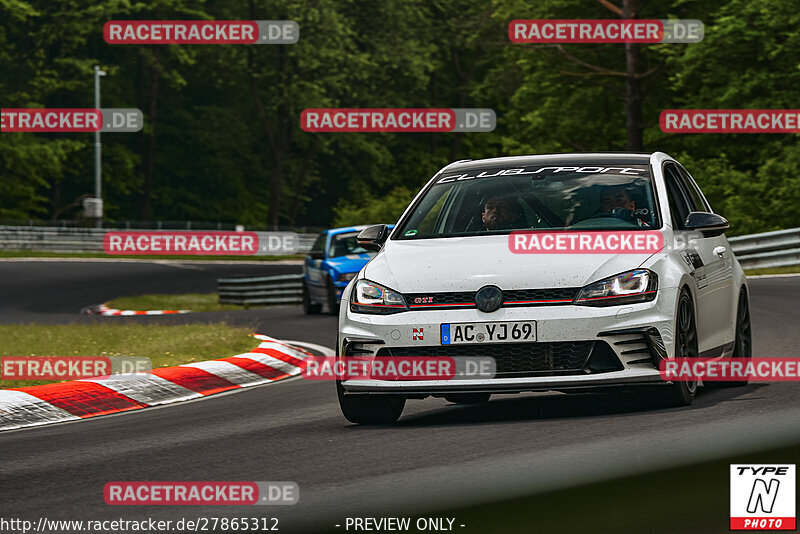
[337,153,751,424]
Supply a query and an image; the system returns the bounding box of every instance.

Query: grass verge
[0,250,304,261]
[107,293,248,313]
[0,323,260,389]
[744,265,800,276]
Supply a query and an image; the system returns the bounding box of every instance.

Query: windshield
[328,232,371,258]
[395,164,659,239]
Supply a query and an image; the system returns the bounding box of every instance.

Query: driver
[598,185,649,227]
[482,194,522,231]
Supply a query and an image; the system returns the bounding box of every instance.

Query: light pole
[92,65,107,227]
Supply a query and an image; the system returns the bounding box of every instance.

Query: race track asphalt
[1,261,799,533]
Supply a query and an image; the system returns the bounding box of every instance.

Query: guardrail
[215,228,800,307]
[728,228,800,270]
[0,225,318,254]
[2,223,799,273]
[217,274,304,306]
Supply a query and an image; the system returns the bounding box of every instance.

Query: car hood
[363,235,656,292]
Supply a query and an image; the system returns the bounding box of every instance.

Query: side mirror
[684,212,729,237]
[307,250,325,260]
[357,224,390,251]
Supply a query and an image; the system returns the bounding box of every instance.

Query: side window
[663,164,692,229]
[310,233,326,255]
[677,165,711,212]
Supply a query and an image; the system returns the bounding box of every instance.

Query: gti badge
[475,285,503,313]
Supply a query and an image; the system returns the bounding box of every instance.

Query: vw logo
[475,285,503,313]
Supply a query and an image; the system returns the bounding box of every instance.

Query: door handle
[713,246,726,257]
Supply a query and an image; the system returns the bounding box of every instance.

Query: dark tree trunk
[623,0,643,151]
[50,178,61,221]
[139,48,160,221]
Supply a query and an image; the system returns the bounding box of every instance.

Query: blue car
[303,225,393,314]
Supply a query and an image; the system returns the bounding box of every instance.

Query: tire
[336,380,405,424]
[327,276,340,315]
[659,288,699,407]
[707,288,751,388]
[444,393,491,404]
[302,280,322,315]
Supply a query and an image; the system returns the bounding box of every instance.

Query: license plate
[440,321,536,345]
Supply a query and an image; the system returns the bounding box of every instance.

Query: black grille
[405,288,581,309]
[376,341,614,378]
[504,288,580,303]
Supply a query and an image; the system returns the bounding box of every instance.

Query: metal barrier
[215,228,800,307]
[728,228,800,270]
[2,222,799,281]
[0,225,318,254]
[217,274,304,306]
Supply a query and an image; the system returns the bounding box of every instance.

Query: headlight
[337,272,357,282]
[350,279,407,314]
[574,269,657,307]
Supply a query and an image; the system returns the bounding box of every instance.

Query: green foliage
[0,0,799,234]
[333,187,415,227]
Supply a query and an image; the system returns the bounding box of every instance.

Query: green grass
[0,250,304,261]
[745,265,800,276]
[0,323,260,388]
[108,293,247,312]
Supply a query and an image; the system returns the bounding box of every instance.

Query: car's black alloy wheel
[336,380,405,425]
[708,288,751,388]
[660,288,699,406]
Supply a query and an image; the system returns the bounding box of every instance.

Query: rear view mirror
[357,224,390,251]
[684,212,729,237]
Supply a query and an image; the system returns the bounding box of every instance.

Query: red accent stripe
[152,366,240,396]
[14,381,146,418]
[251,347,306,368]
[504,299,573,304]
[410,303,473,308]
[219,356,291,381]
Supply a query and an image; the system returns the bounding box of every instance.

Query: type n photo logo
[730,464,796,530]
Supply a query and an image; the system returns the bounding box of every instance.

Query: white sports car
[336,152,751,424]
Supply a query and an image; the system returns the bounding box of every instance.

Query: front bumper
[338,289,677,395]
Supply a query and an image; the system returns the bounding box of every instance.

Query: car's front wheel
[707,288,751,388]
[659,288,698,407]
[336,380,405,424]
